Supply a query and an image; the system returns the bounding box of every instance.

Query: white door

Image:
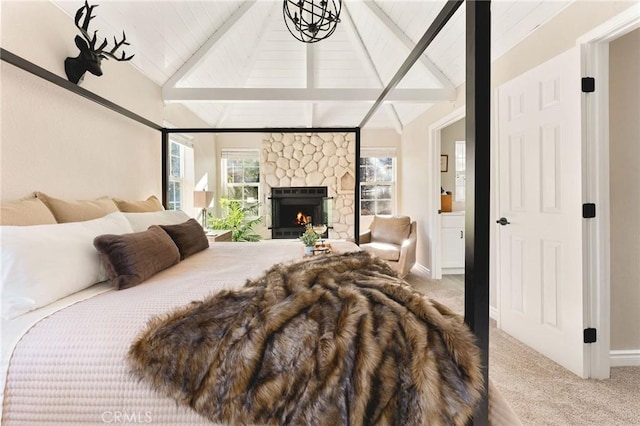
[497,47,587,378]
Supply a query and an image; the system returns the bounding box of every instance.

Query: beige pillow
[113,195,164,213]
[35,192,118,223]
[0,197,58,226]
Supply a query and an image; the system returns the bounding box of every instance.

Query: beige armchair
[359,215,417,278]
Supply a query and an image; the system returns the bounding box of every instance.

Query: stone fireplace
[262,132,355,239]
[270,186,329,239]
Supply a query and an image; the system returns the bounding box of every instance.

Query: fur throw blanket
[128,251,483,425]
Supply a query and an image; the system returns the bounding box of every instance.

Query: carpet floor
[405,271,640,426]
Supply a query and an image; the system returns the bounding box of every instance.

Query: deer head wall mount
[64,1,134,84]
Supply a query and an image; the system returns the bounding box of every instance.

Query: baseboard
[610,349,640,367]
[489,306,499,321]
[442,267,464,275]
[412,263,431,278]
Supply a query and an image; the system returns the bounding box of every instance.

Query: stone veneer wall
[261,133,356,239]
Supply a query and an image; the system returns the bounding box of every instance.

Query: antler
[74,1,97,45]
[99,31,135,61]
[73,0,134,61]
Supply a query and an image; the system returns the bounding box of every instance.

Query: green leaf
[207,198,263,242]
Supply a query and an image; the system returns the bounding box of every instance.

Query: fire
[295,212,310,226]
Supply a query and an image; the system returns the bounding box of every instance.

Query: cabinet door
[442,228,464,268]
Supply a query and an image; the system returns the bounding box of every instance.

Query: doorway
[604,28,640,367]
[428,107,465,280]
[440,119,466,276]
[579,7,640,377]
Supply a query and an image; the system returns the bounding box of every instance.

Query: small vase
[304,245,314,256]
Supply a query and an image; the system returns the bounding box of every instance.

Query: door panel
[441,227,464,268]
[508,134,526,212]
[497,46,586,378]
[509,236,525,313]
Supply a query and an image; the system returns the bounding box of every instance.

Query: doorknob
[496,217,511,226]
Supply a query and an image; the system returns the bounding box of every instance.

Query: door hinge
[584,328,597,344]
[583,203,596,218]
[582,77,595,93]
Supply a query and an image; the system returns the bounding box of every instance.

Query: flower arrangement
[299,224,319,247]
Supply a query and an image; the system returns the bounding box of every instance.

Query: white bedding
[0,281,112,403]
[1,240,359,424]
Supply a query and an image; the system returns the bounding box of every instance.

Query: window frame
[454,140,466,202]
[220,149,261,214]
[168,140,185,211]
[359,149,397,217]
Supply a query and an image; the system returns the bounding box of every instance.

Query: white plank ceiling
[52,0,573,131]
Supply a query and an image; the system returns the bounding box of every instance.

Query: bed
[1,206,484,425]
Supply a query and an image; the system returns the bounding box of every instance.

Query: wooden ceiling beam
[163,0,257,89]
[163,87,453,103]
[342,3,403,134]
[359,0,463,128]
[363,1,456,97]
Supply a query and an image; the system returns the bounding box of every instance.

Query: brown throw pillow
[113,195,164,213]
[158,219,209,260]
[36,192,118,223]
[94,226,180,290]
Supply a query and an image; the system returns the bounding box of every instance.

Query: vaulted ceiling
[52,0,572,131]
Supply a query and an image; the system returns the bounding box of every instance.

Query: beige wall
[0,1,214,206]
[609,28,640,351]
[1,0,162,202]
[491,0,637,88]
[361,128,401,148]
[1,62,161,201]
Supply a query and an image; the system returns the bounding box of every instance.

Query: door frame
[429,106,465,279]
[577,6,639,379]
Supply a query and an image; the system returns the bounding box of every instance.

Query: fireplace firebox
[270,187,330,239]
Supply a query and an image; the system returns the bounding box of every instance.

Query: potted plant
[208,198,263,242]
[299,224,319,256]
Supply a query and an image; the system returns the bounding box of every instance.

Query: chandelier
[283,0,342,43]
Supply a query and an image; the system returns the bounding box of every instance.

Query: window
[454,140,466,202]
[360,151,396,216]
[168,140,184,210]
[221,149,260,208]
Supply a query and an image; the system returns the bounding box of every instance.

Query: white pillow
[122,210,191,232]
[1,212,133,319]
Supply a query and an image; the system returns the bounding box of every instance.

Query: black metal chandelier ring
[283,0,342,43]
